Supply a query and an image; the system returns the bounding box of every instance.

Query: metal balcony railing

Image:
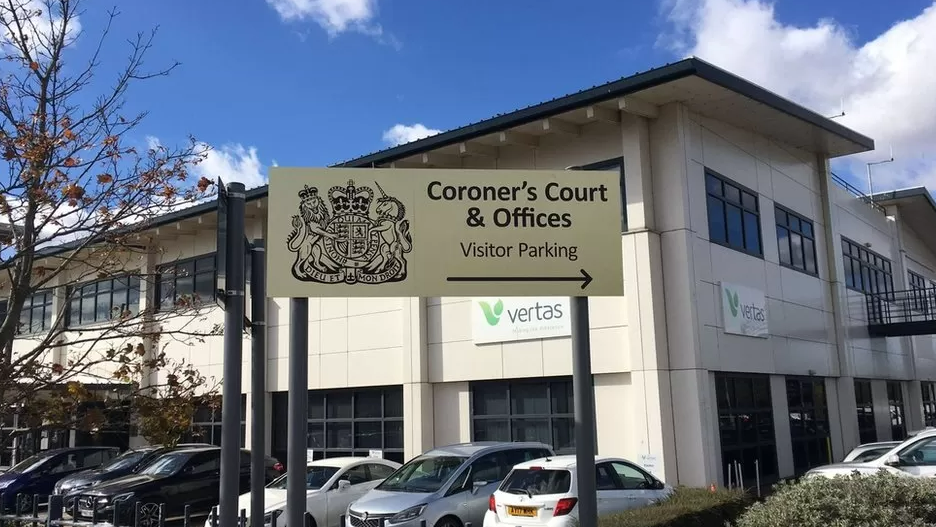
[866,287,936,337]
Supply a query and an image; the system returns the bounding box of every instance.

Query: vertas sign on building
[472,297,571,344]
[266,167,624,298]
[721,282,768,338]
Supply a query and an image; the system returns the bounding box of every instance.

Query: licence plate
[507,506,537,517]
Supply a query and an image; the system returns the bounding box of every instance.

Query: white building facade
[8,58,936,489]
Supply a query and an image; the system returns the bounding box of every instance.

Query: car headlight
[388,504,426,525]
[263,509,283,527]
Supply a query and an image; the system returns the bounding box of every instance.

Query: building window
[67,275,141,327]
[786,377,831,474]
[18,290,54,334]
[470,378,576,454]
[923,382,936,428]
[714,373,778,487]
[842,238,893,295]
[705,171,762,256]
[156,254,217,310]
[579,158,626,232]
[184,395,246,447]
[854,380,877,444]
[775,205,817,275]
[271,387,404,465]
[908,271,930,314]
[887,381,907,441]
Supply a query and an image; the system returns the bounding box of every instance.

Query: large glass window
[271,387,404,465]
[887,381,907,441]
[470,378,575,454]
[67,275,141,327]
[909,271,930,314]
[786,377,831,474]
[714,374,778,487]
[18,290,53,334]
[156,254,217,310]
[775,205,817,275]
[706,171,762,256]
[842,238,893,295]
[854,379,877,444]
[924,382,936,428]
[183,395,246,447]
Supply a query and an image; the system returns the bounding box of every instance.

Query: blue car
[0,446,120,512]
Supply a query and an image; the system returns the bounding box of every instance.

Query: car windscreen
[376,455,468,493]
[139,452,192,477]
[500,468,572,496]
[267,466,340,490]
[101,450,151,472]
[7,452,55,473]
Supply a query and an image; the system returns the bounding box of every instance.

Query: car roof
[854,441,901,450]
[510,455,625,470]
[308,457,396,468]
[423,442,552,458]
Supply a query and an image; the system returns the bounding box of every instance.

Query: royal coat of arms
[285,180,413,285]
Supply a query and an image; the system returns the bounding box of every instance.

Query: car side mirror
[885,454,902,467]
[337,479,351,491]
[471,480,487,494]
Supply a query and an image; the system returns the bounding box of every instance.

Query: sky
[52,0,936,194]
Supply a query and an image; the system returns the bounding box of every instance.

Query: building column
[907,380,925,432]
[770,376,795,479]
[871,380,892,440]
[402,298,432,459]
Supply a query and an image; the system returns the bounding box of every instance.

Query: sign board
[638,454,660,478]
[721,282,768,338]
[215,178,228,305]
[266,168,623,298]
[472,297,571,344]
[368,449,384,459]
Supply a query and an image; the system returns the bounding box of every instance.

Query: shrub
[736,471,936,527]
[599,486,752,527]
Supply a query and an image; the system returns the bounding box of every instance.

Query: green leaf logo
[479,299,505,326]
[726,289,740,317]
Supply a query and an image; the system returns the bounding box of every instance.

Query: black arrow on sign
[446,269,594,290]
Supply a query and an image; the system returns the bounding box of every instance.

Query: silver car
[345,442,554,527]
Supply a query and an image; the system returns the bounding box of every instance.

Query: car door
[169,451,221,517]
[458,451,505,526]
[595,462,631,515]
[325,464,369,527]
[609,461,664,507]
[889,436,936,477]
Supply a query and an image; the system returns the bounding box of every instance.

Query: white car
[842,441,902,463]
[806,429,936,479]
[205,457,401,527]
[483,455,673,527]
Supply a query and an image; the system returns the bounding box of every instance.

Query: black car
[0,446,120,512]
[54,443,213,508]
[70,446,281,525]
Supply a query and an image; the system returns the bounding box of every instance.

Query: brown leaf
[29,61,38,71]
[63,157,77,167]
[63,129,75,141]
[97,173,113,184]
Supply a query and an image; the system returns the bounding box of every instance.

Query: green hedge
[736,471,936,527]
[598,487,753,527]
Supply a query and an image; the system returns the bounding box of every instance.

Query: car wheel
[305,513,317,527]
[434,516,463,527]
[138,503,161,527]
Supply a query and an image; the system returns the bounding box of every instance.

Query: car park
[346,442,554,527]
[483,455,672,527]
[206,456,401,527]
[806,428,936,478]
[0,446,120,512]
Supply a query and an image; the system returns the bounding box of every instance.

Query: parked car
[346,442,554,527]
[483,455,672,526]
[55,443,214,510]
[207,456,401,527]
[806,429,936,478]
[0,446,120,512]
[842,441,902,463]
[69,446,281,525]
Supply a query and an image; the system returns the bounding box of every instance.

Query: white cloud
[266,0,382,36]
[660,0,936,191]
[382,124,442,146]
[0,0,81,59]
[193,143,267,190]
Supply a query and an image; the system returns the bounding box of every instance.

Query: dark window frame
[854,379,877,444]
[908,271,930,314]
[18,290,54,335]
[578,157,626,233]
[786,377,832,475]
[183,394,247,447]
[775,204,818,276]
[887,381,907,441]
[469,377,579,455]
[841,238,894,296]
[923,382,936,428]
[705,170,763,257]
[714,373,778,487]
[155,253,218,311]
[66,274,142,328]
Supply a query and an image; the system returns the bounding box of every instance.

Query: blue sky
[65,0,936,191]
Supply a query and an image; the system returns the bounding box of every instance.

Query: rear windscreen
[500,469,572,495]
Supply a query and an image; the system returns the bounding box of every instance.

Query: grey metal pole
[570,297,597,527]
[219,182,246,527]
[249,240,267,527]
[287,298,309,527]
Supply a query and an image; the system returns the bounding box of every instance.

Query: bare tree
[0,0,224,453]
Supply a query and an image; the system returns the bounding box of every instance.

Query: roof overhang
[871,187,936,256]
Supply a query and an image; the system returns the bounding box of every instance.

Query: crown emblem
[329,179,373,214]
[298,185,319,200]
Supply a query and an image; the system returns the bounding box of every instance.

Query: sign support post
[219,182,246,527]
[287,298,309,527]
[570,296,597,527]
[249,239,267,527]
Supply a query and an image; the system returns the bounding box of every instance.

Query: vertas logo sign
[472,297,571,344]
[721,282,768,338]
